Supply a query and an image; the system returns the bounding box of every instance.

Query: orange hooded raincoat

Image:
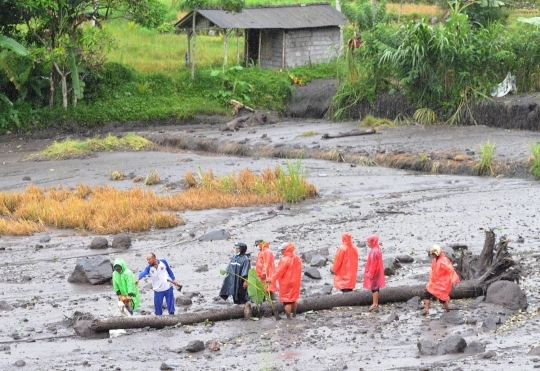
[363,235,386,290]
[426,252,460,302]
[272,243,302,303]
[332,233,359,290]
[255,241,277,293]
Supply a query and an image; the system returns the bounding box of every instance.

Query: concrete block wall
[260,29,285,69]
[285,27,340,68]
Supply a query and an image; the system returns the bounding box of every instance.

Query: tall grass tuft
[477,139,496,176]
[360,114,394,129]
[413,108,438,125]
[530,142,540,179]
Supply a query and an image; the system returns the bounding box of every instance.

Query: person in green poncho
[112,258,140,314]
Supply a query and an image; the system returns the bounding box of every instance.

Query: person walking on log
[331,233,359,293]
[219,242,252,319]
[424,244,460,315]
[255,239,277,299]
[135,253,180,315]
[272,242,302,319]
[112,258,140,315]
[364,234,386,312]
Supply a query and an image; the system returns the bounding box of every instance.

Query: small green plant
[110,170,125,180]
[137,81,153,94]
[300,131,318,137]
[127,21,139,32]
[144,169,161,185]
[277,156,313,203]
[530,142,540,179]
[413,108,438,125]
[360,114,394,129]
[477,139,496,176]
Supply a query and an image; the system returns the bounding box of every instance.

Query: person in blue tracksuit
[136,253,179,315]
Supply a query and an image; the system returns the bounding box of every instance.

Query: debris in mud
[321,129,377,140]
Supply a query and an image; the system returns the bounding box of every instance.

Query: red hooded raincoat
[332,233,359,290]
[255,241,277,293]
[272,243,302,303]
[426,252,460,302]
[363,235,386,291]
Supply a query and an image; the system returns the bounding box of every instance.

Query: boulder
[383,257,401,276]
[73,320,109,339]
[485,281,527,310]
[310,254,327,267]
[481,316,499,330]
[417,339,438,355]
[186,340,205,353]
[0,300,14,311]
[89,237,109,250]
[195,265,209,273]
[465,341,486,354]
[111,233,131,249]
[396,255,414,263]
[160,359,180,370]
[305,284,333,297]
[175,296,193,306]
[206,340,220,351]
[304,267,322,280]
[441,311,465,325]
[301,248,329,263]
[528,346,540,356]
[198,229,230,241]
[68,256,113,285]
[438,335,467,355]
[406,296,421,307]
[39,235,51,243]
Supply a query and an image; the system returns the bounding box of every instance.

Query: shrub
[477,139,496,176]
[530,142,540,179]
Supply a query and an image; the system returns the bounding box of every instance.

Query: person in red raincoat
[255,240,277,297]
[424,245,460,314]
[364,234,386,311]
[331,233,359,292]
[272,242,302,319]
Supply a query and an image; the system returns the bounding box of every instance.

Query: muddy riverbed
[1,119,540,371]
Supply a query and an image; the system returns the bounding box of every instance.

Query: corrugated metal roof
[175,3,347,30]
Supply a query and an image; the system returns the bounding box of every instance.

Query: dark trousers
[154,286,175,315]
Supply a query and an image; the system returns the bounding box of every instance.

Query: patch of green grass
[301,131,318,137]
[477,139,496,176]
[413,108,438,125]
[530,142,540,179]
[360,114,394,129]
[40,134,154,160]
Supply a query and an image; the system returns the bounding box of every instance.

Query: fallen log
[89,281,482,333]
[230,99,254,115]
[322,129,376,139]
[220,115,250,131]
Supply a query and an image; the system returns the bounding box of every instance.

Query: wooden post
[236,29,240,65]
[282,30,285,69]
[186,30,191,68]
[223,28,228,67]
[258,30,262,67]
[191,10,197,81]
[245,29,249,68]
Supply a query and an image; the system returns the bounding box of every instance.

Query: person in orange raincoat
[363,234,386,311]
[255,240,277,298]
[331,233,359,292]
[424,244,460,314]
[272,242,302,319]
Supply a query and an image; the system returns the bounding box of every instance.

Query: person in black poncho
[219,242,251,310]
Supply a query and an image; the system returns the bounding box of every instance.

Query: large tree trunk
[89,281,482,333]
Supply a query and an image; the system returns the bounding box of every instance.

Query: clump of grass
[0,164,317,235]
[413,108,438,125]
[300,131,318,137]
[144,170,161,185]
[477,139,496,176]
[133,176,143,183]
[39,134,154,160]
[530,142,540,179]
[110,170,125,180]
[360,114,394,129]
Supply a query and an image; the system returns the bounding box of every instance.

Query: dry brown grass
[387,3,440,16]
[0,167,317,235]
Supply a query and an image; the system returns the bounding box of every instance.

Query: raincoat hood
[367,235,380,249]
[113,258,127,273]
[342,233,353,246]
[281,242,295,256]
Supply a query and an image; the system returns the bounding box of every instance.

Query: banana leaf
[517,17,540,27]
[68,47,83,99]
[0,36,29,56]
[247,268,265,305]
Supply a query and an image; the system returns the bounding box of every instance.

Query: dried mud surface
[1,119,540,371]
